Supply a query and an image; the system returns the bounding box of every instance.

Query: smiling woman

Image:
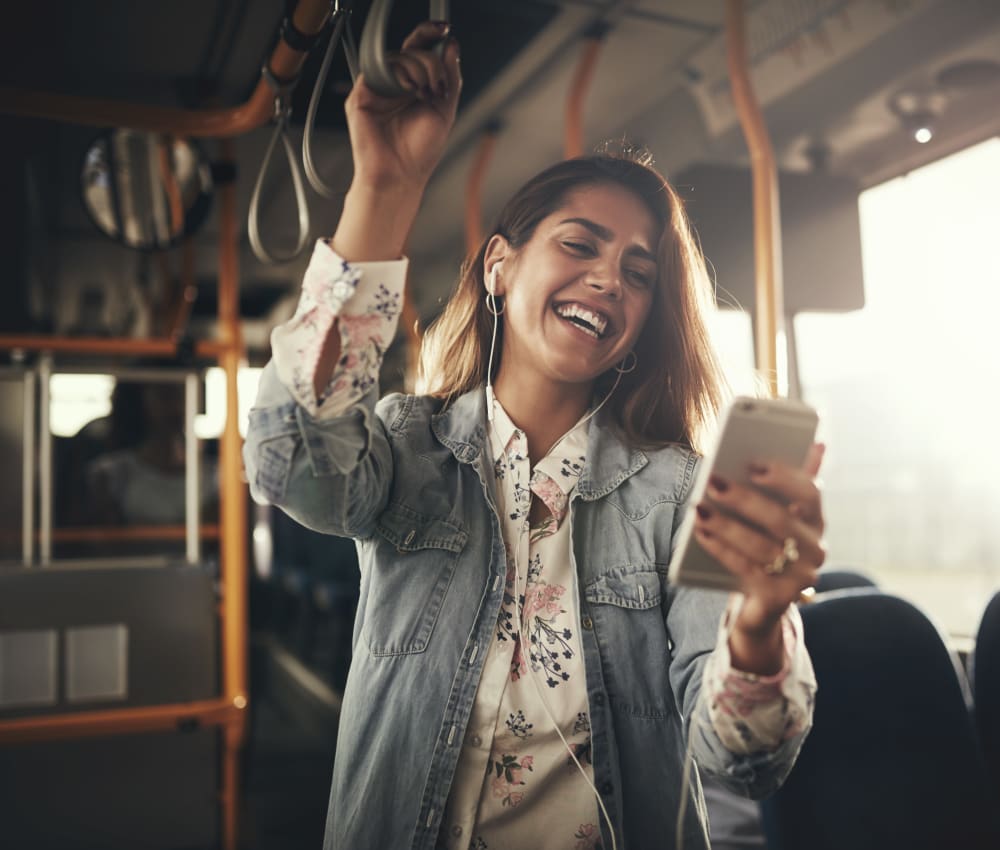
[242,21,826,850]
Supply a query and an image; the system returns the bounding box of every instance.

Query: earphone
[485,264,502,422]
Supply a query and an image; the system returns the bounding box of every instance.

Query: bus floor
[239,633,341,850]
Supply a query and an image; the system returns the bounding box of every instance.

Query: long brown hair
[417,153,727,453]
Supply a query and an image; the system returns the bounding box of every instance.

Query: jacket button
[581,615,594,630]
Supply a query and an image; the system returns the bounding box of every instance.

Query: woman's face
[491,182,659,392]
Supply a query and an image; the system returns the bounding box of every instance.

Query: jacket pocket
[363,503,468,657]
[584,568,675,719]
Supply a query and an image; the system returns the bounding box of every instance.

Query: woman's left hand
[693,443,826,670]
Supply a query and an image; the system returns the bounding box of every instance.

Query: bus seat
[813,568,878,594]
[760,591,1000,850]
[972,590,1000,805]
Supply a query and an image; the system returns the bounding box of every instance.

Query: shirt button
[451,824,463,838]
[470,734,482,747]
[581,615,594,630]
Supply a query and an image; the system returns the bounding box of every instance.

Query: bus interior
[1,1,999,848]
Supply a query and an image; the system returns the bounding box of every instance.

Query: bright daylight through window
[795,137,1000,641]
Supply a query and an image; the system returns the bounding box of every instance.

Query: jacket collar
[431,387,647,500]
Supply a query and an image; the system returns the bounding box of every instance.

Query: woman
[244,21,823,850]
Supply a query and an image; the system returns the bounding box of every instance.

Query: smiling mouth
[554,303,610,339]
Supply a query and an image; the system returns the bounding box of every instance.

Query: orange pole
[46,524,220,543]
[725,0,784,398]
[217,138,248,850]
[158,139,185,237]
[0,335,225,357]
[0,698,238,746]
[0,0,332,136]
[565,31,606,159]
[464,125,501,254]
[170,237,199,341]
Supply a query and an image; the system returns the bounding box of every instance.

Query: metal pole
[22,369,36,566]
[184,371,201,566]
[38,355,52,565]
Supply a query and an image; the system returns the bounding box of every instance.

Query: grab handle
[358,0,450,98]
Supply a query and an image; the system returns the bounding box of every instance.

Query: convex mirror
[81,130,213,250]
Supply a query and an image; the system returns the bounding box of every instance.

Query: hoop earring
[485,292,505,316]
[615,351,637,374]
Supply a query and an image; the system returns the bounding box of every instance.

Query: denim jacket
[244,362,809,850]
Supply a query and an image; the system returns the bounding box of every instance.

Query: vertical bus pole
[217,140,249,850]
[725,0,785,398]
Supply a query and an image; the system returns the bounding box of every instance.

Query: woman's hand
[693,443,826,674]
[346,21,462,193]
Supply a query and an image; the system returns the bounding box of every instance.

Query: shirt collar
[486,389,589,498]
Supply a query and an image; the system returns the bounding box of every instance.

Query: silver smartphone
[667,396,820,592]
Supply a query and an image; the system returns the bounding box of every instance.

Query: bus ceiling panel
[676,162,865,315]
[0,1,284,109]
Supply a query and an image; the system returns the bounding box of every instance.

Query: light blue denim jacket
[244,363,809,850]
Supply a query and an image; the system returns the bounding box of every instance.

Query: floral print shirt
[269,245,816,850]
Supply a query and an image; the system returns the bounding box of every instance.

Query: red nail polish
[709,475,729,493]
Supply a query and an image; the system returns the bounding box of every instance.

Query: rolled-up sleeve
[703,597,816,754]
[270,239,407,419]
[243,242,407,538]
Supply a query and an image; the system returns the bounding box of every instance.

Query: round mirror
[81,130,213,250]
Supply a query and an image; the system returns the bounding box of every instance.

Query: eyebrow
[558,217,656,262]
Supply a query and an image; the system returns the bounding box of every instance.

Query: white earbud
[487,265,499,295]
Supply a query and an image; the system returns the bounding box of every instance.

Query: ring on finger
[764,536,800,575]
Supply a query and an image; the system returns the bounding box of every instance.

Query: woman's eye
[627,269,653,287]
[563,240,595,255]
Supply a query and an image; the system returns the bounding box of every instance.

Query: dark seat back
[761,590,1000,850]
[973,590,1000,804]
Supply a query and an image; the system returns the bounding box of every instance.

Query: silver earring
[615,351,637,373]
[485,292,505,316]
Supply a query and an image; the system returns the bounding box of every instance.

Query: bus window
[795,137,1000,644]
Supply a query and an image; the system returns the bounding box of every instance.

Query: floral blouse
[269,241,817,850]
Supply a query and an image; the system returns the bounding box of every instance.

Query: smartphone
[667,396,820,592]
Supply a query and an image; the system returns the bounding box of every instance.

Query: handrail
[358,0,450,98]
[0,335,226,358]
[565,24,608,159]
[0,0,333,136]
[725,0,785,398]
[0,697,241,746]
[464,122,502,253]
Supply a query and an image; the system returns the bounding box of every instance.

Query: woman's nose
[585,267,622,298]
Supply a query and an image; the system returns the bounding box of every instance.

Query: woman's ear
[483,235,510,296]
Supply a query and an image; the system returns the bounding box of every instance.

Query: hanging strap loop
[303,6,359,198]
[248,64,311,264]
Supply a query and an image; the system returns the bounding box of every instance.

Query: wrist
[331,181,425,261]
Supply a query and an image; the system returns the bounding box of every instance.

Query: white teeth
[555,304,608,338]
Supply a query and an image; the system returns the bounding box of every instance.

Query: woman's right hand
[345,21,462,193]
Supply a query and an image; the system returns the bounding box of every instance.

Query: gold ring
[764,537,800,575]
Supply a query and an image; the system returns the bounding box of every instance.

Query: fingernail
[696,504,713,520]
[748,463,768,477]
[708,475,729,493]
